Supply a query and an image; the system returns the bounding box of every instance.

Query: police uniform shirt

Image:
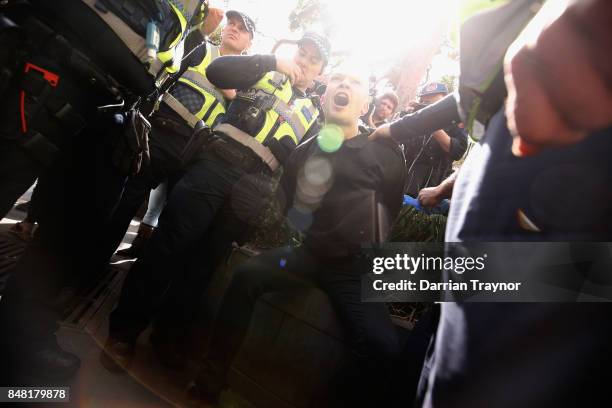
[278,131,407,259]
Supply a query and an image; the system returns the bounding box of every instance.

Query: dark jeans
[109,150,272,341]
[204,245,401,406]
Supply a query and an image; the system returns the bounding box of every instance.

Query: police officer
[402,82,468,201]
[101,32,330,371]
[0,0,209,219]
[0,0,209,384]
[99,10,255,264]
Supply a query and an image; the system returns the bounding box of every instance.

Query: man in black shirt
[186,68,406,406]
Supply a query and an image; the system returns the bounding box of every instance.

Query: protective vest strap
[81,0,194,78]
[162,93,199,128]
[164,43,224,127]
[274,98,315,142]
[214,123,280,172]
[81,0,157,75]
[180,69,225,107]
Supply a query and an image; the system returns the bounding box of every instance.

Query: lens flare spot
[317,124,344,153]
[304,156,333,187]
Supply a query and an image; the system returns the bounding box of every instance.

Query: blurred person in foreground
[373,0,612,406]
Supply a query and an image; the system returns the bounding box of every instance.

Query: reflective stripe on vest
[163,93,200,128]
[236,72,319,146]
[162,43,225,128]
[214,123,280,172]
[81,0,199,78]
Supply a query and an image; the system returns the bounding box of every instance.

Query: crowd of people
[0,0,610,407]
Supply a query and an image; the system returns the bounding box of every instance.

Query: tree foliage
[288,0,322,31]
[288,0,333,35]
[439,74,457,94]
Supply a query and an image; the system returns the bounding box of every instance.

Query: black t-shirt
[278,131,407,259]
[403,124,468,197]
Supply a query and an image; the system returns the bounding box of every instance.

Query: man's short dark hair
[379,91,399,111]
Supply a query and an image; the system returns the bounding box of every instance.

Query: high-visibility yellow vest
[81,0,205,78]
[238,72,320,147]
[162,43,226,128]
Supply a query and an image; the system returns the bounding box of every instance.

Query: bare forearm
[437,170,458,200]
[432,129,451,152]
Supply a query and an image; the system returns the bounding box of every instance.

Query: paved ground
[0,194,186,408]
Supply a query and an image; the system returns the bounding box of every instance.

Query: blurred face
[420,92,445,105]
[322,71,370,127]
[294,41,325,89]
[374,97,396,121]
[220,16,252,54]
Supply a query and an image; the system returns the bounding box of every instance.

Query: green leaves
[388,206,447,243]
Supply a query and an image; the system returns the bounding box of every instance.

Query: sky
[210,0,459,84]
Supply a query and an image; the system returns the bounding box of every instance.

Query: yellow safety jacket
[162,43,226,128]
[244,72,319,147]
[81,0,205,78]
[215,72,320,171]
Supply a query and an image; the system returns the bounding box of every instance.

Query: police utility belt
[212,123,279,173]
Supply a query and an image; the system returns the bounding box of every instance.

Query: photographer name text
[371,254,522,293]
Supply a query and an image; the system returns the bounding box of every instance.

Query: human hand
[504,0,612,157]
[368,123,391,140]
[201,7,224,35]
[418,186,442,208]
[275,58,303,85]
